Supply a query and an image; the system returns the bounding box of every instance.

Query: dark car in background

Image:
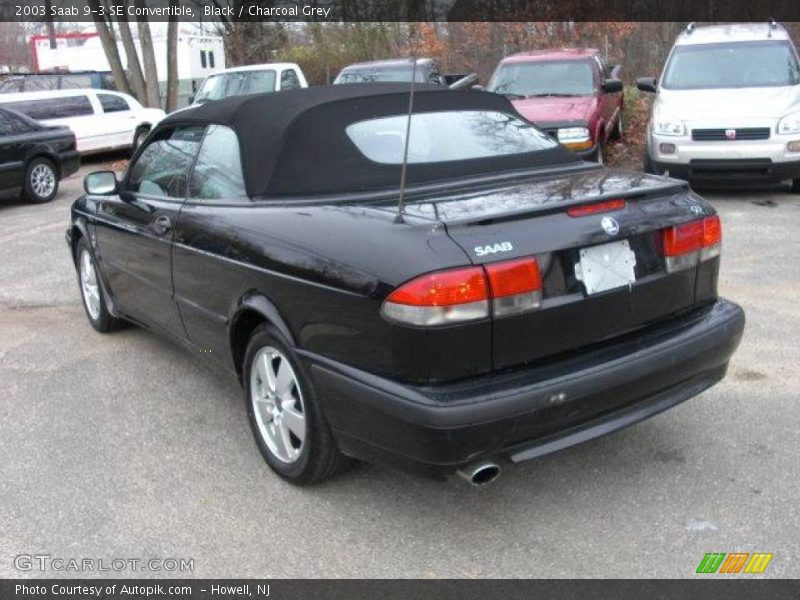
[487,49,624,163]
[68,84,744,486]
[0,107,79,203]
[0,71,116,94]
[334,58,478,89]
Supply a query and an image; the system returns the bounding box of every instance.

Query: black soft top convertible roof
[160,83,577,198]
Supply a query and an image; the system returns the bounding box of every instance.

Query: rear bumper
[305,298,745,477]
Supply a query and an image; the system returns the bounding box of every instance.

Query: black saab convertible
[67,84,744,485]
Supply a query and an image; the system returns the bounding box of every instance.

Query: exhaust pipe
[456,460,501,486]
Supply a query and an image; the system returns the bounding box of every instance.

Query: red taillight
[385,267,487,306]
[702,215,722,247]
[662,215,722,272]
[485,258,542,317]
[663,220,704,256]
[567,199,626,217]
[485,258,541,297]
[382,258,543,326]
[383,267,489,326]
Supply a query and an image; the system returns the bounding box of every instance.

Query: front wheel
[76,238,124,333]
[244,325,351,484]
[23,157,58,203]
[611,110,624,140]
[594,142,605,165]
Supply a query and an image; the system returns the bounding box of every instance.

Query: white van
[637,21,800,190]
[0,89,165,155]
[191,63,308,105]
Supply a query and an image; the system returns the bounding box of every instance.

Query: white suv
[638,21,800,191]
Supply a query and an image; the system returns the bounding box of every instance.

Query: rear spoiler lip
[408,172,691,227]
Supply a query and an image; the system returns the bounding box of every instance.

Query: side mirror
[84,171,118,196]
[636,77,658,93]
[602,78,624,93]
[188,95,195,104]
[472,84,485,91]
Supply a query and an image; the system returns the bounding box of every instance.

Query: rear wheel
[23,157,58,203]
[76,238,124,333]
[244,324,351,484]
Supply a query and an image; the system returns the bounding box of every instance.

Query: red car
[486,48,624,164]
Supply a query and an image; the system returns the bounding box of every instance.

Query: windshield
[487,60,595,98]
[335,67,426,84]
[346,110,558,164]
[195,70,277,102]
[662,41,800,89]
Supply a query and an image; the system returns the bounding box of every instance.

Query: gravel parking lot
[1,163,799,578]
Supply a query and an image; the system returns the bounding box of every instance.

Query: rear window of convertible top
[345,110,558,165]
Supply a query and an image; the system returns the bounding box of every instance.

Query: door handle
[152,215,172,236]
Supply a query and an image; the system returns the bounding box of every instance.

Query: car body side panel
[171,202,491,382]
[92,193,186,338]
[0,123,77,192]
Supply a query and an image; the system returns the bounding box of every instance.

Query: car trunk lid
[401,168,713,371]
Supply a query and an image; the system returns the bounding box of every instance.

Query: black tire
[792,179,800,193]
[75,237,124,333]
[244,324,351,484]
[611,111,624,140]
[594,141,605,165]
[131,126,150,155]
[22,156,59,203]
[643,150,657,174]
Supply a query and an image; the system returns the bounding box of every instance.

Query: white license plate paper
[575,240,637,295]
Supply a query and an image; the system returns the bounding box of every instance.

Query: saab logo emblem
[474,241,513,257]
[600,216,620,236]
[696,552,773,574]
[725,129,737,140]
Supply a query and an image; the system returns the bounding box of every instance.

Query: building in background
[29,28,225,108]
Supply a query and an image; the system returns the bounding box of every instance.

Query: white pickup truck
[191,63,308,106]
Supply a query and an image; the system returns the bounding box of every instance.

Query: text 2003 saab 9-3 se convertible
[67,84,744,486]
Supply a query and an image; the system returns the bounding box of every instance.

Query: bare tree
[135,0,161,107]
[87,0,133,96]
[0,22,31,71]
[165,0,179,112]
[113,0,148,101]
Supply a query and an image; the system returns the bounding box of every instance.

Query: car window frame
[185,123,249,204]
[279,68,301,91]
[0,108,36,135]
[122,124,206,203]
[97,93,130,113]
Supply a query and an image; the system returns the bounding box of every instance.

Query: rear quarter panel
[172,202,492,382]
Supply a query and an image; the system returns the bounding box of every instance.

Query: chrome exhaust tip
[457,461,501,486]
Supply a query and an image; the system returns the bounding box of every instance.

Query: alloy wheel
[250,346,307,463]
[31,163,56,199]
[79,249,101,320]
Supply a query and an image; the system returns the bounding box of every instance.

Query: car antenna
[394,56,418,225]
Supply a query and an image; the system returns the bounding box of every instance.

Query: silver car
[637,21,800,191]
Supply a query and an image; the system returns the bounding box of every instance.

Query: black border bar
[2,0,800,22]
[2,580,800,600]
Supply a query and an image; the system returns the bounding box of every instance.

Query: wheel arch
[26,147,62,178]
[229,293,296,382]
[68,217,91,265]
